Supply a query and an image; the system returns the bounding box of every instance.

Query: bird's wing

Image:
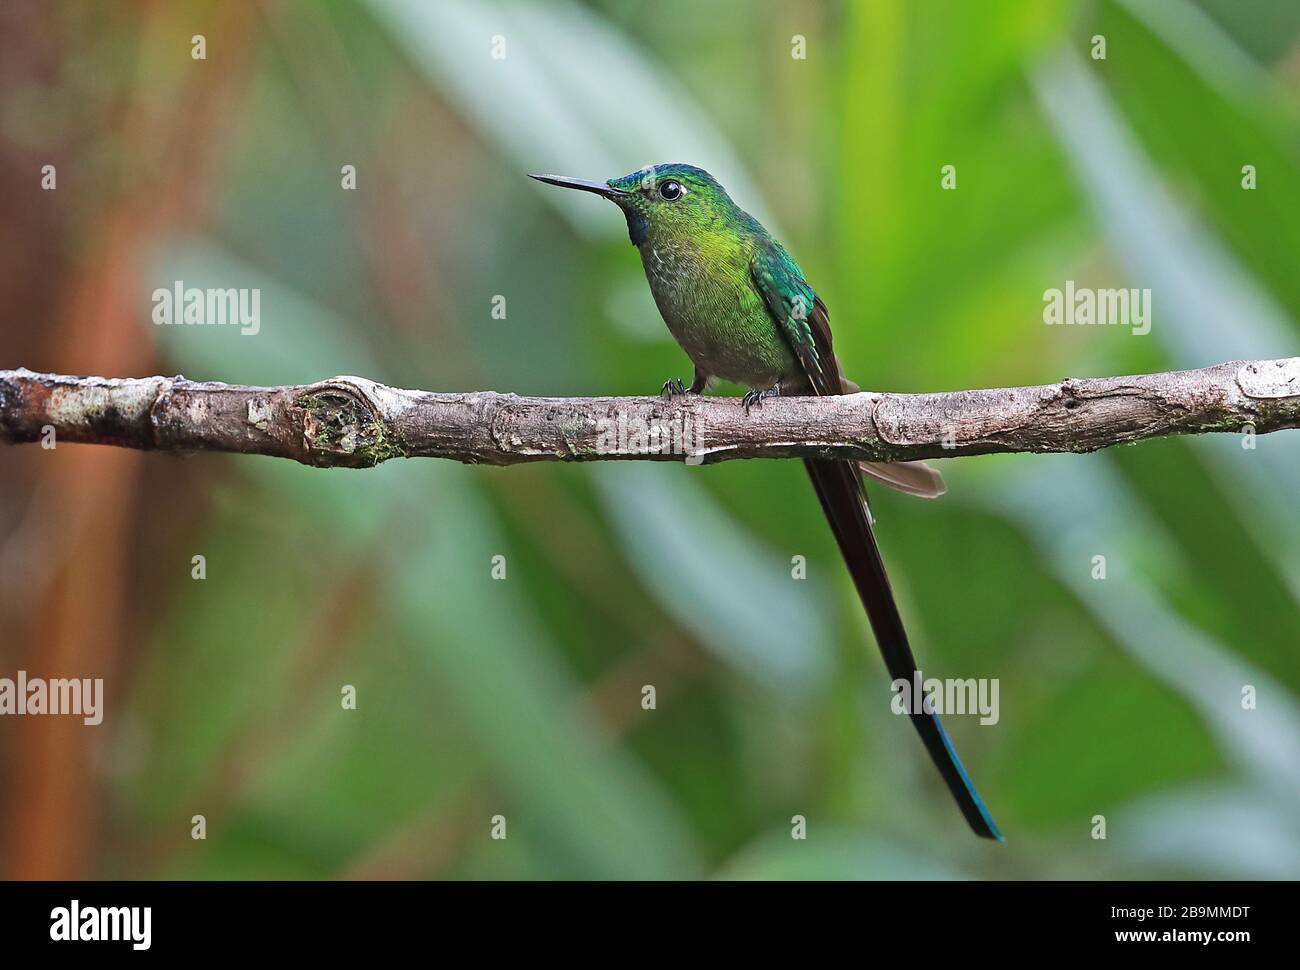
[750,244,1002,841]
[750,245,839,395]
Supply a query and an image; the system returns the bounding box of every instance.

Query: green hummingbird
[531,163,1001,841]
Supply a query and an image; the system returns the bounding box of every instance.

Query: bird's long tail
[804,457,1003,840]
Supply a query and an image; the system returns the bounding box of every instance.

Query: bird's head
[529,163,736,247]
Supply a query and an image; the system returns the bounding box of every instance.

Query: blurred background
[2,0,1299,879]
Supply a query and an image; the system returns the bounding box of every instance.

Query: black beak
[529,173,628,199]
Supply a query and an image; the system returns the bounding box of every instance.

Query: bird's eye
[659,180,684,201]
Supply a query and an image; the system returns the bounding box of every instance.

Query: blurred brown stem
[2,358,1298,467]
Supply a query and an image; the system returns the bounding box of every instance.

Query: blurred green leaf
[593,463,832,694]
[717,827,967,880]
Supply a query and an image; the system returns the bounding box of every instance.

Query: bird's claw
[660,378,688,399]
[742,383,781,415]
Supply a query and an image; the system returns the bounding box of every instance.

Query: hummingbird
[531,164,1001,841]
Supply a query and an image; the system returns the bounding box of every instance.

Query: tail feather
[804,458,1002,841]
[859,460,946,499]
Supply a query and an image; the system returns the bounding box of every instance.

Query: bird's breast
[637,238,798,387]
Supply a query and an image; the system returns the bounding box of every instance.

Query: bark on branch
[2,359,1298,468]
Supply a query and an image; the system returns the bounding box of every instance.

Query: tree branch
[2,359,1298,467]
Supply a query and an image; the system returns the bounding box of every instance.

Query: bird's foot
[742,382,781,415]
[660,378,688,399]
